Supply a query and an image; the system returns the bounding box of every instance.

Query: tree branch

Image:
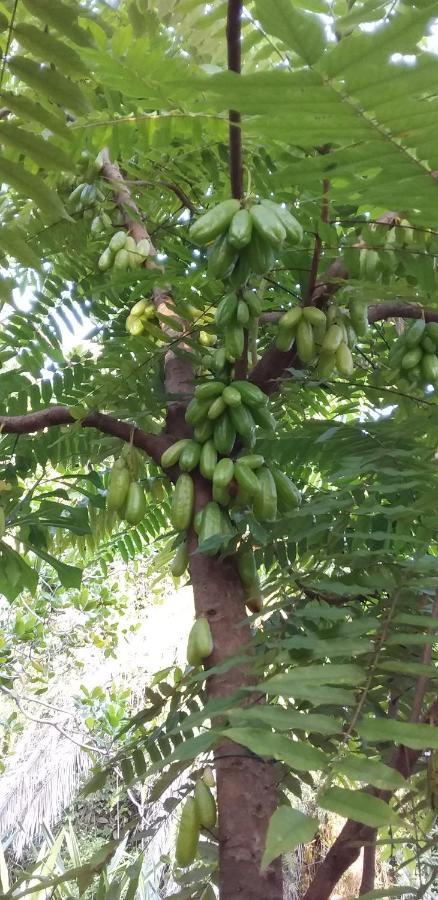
[99,148,157,257]
[359,840,376,895]
[226,0,243,199]
[0,407,171,468]
[306,177,330,304]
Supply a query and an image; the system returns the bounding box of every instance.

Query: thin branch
[0,407,171,468]
[124,178,198,213]
[3,688,104,756]
[409,592,438,723]
[306,177,330,304]
[226,0,243,199]
[359,840,376,895]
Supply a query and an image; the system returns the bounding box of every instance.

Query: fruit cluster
[106,446,147,526]
[125,298,159,337]
[98,230,151,273]
[388,319,438,388]
[189,197,303,286]
[175,767,217,868]
[68,180,106,216]
[275,300,369,378]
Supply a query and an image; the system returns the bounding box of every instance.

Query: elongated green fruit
[208,395,227,420]
[228,245,253,287]
[171,474,194,531]
[198,501,223,551]
[279,307,303,329]
[185,398,211,426]
[401,347,422,370]
[335,341,354,377]
[422,336,436,354]
[317,351,336,378]
[124,482,147,525]
[189,199,240,245]
[212,482,230,506]
[302,306,326,327]
[208,233,238,280]
[260,199,303,243]
[194,779,217,828]
[161,439,190,469]
[426,322,438,346]
[200,440,218,480]
[126,315,144,336]
[179,440,202,472]
[130,299,148,317]
[222,385,242,407]
[276,326,295,352]
[237,546,258,588]
[109,230,127,252]
[213,457,234,490]
[171,540,189,577]
[234,463,261,497]
[243,290,262,317]
[237,454,264,469]
[194,419,214,443]
[203,767,215,788]
[421,352,438,382]
[194,508,205,535]
[213,413,236,456]
[296,319,315,363]
[245,587,263,614]
[232,381,267,407]
[322,323,344,352]
[187,616,214,666]
[250,204,286,247]
[215,293,238,327]
[246,231,276,275]
[113,248,129,270]
[228,404,256,447]
[0,508,5,539]
[228,208,252,249]
[270,468,301,511]
[349,299,369,337]
[251,405,276,431]
[224,324,245,361]
[195,381,224,401]
[237,300,250,326]
[107,465,130,512]
[405,318,426,348]
[253,467,277,520]
[175,797,200,867]
[98,247,113,271]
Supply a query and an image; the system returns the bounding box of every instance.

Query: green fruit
[237,454,264,469]
[194,419,214,443]
[276,326,295,352]
[208,233,239,280]
[107,465,130,512]
[213,458,234,490]
[243,290,262,317]
[350,299,369,337]
[213,413,236,456]
[130,299,148,317]
[260,199,303,243]
[185,398,211,427]
[228,404,256,447]
[232,381,267,407]
[344,319,358,349]
[336,341,354,377]
[90,215,103,235]
[253,467,277,520]
[234,463,261,497]
[200,439,218,480]
[250,203,286,247]
[425,322,438,346]
[212,482,230,506]
[237,546,258,588]
[195,380,225,401]
[421,352,438,383]
[171,540,189,577]
[208,395,227,420]
[228,246,253,287]
[124,482,147,525]
[98,247,113,272]
[136,238,151,260]
[215,293,238,328]
[198,502,223,552]
[0,507,5,539]
[179,440,202,472]
[187,616,214,666]
[203,767,215,788]
[199,330,217,347]
[218,507,235,536]
[270,468,301,511]
[421,336,436,354]
[228,208,253,249]
[251,405,276,431]
[401,347,423,370]
[171,474,194,531]
[246,230,276,275]
[114,248,129,270]
[322,323,344,352]
[222,385,242,407]
[224,324,245,361]
[245,588,263,614]
[161,439,191,469]
[189,199,241,245]
[316,351,336,378]
[405,318,426,348]
[194,779,217,828]
[194,508,205,535]
[126,315,144,336]
[237,299,250,326]
[360,247,379,281]
[212,347,227,372]
[279,307,303,330]
[109,230,127,252]
[296,319,315,363]
[175,797,199,868]
[302,306,326,327]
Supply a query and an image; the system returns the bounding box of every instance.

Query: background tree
[0,1,437,898]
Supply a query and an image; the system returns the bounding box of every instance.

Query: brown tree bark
[359,838,376,894]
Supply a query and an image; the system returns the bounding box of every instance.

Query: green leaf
[260,664,366,693]
[21,0,93,47]
[358,889,416,899]
[357,718,438,750]
[8,57,89,116]
[333,756,406,790]
[319,787,398,827]
[261,806,318,871]
[0,226,41,268]
[14,23,88,75]
[30,547,82,589]
[0,91,69,138]
[224,727,328,771]
[228,706,343,736]
[0,158,68,219]
[0,123,74,171]
[254,0,326,64]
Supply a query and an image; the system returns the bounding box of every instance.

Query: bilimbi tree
[0,1,437,898]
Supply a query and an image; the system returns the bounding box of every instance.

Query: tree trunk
[188,483,283,899]
[360,837,376,894]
